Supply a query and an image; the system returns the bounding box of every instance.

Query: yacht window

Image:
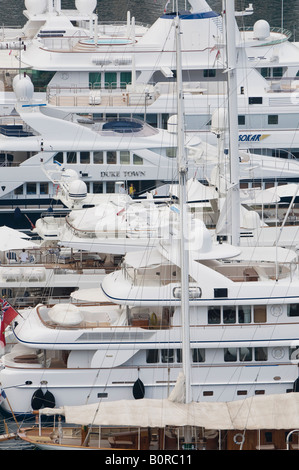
[93,182,103,193]
[224,348,237,362]
[120,151,130,164]
[238,305,251,323]
[146,350,159,363]
[40,183,48,195]
[192,349,205,363]
[162,113,170,129]
[261,67,271,78]
[133,154,143,165]
[238,115,245,125]
[27,70,56,91]
[54,152,63,164]
[203,69,216,77]
[94,151,104,164]
[249,97,263,104]
[254,347,268,361]
[146,114,158,128]
[105,72,117,90]
[80,152,90,164]
[1,288,12,297]
[272,67,283,78]
[166,147,177,158]
[106,182,115,193]
[107,151,117,164]
[237,390,247,396]
[67,152,77,164]
[254,305,267,323]
[239,347,252,362]
[161,349,174,363]
[120,71,132,88]
[176,349,182,363]
[26,183,36,194]
[14,185,23,195]
[223,306,236,324]
[268,115,278,125]
[287,304,299,317]
[208,306,221,324]
[89,72,102,89]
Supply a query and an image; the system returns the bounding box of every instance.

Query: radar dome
[253,20,270,40]
[68,179,87,200]
[25,0,47,15]
[167,114,178,134]
[13,74,34,102]
[75,0,97,15]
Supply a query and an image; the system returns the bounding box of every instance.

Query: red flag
[0,298,19,347]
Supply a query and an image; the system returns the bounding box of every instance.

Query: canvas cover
[40,392,299,430]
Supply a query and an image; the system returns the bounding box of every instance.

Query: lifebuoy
[233,433,245,445]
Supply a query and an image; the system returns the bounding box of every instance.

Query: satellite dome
[167,114,178,134]
[25,0,47,15]
[13,74,34,102]
[253,20,270,40]
[75,0,97,15]
[68,179,87,200]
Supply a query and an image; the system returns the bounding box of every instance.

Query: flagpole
[1,390,19,426]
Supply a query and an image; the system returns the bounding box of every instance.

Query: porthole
[270,305,282,317]
[272,347,284,360]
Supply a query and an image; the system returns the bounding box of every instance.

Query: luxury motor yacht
[3,73,299,228]
[1,219,299,417]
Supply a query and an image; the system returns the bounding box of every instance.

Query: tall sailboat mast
[223,0,240,246]
[175,3,191,404]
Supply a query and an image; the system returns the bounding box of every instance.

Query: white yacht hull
[0,360,297,417]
